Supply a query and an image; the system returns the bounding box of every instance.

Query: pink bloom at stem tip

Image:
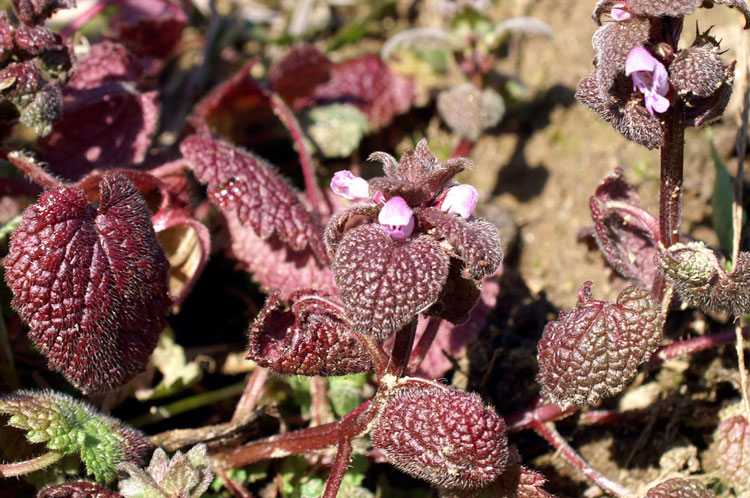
[441,184,478,219]
[610,3,631,21]
[625,46,670,116]
[379,196,415,240]
[331,170,369,200]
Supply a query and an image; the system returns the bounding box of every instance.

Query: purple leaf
[589,168,660,288]
[416,207,503,280]
[333,223,449,338]
[12,0,75,26]
[644,478,717,498]
[38,482,124,498]
[39,43,159,180]
[0,60,62,136]
[372,378,508,490]
[5,173,170,393]
[110,0,187,57]
[425,258,481,325]
[536,282,664,409]
[247,291,371,376]
[312,55,414,129]
[180,134,328,262]
[269,46,331,110]
[13,24,56,57]
[657,242,750,317]
[708,414,750,493]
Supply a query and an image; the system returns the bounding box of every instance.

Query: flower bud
[330,170,369,200]
[441,184,478,219]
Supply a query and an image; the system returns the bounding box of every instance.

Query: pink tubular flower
[625,46,670,116]
[378,196,415,240]
[440,184,478,219]
[331,170,370,200]
[610,3,631,21]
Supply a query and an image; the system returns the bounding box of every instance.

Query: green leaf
[305,104,370,159]
[135,328,203,400]
[709,128,743,255]
[0,390,151,482]
[328,373,367,418]
[287,377,312,416]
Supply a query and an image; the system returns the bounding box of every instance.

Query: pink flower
[440,184,477,219]
[625,46,670,116]
[378,196,415,240]
[331,170,369,200]
[610,3,631,21]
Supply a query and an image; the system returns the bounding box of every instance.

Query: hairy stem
[653,100,685,301]
[356,333,388,378]
[323,435,353,498]
[59,0,116,39]
[8,151,61,190]
[407,317,442,373]
[231,368,268,424]
[310,376,334,426]
[0,451,64,477]
[213,466,254,498]
[533,422,631,497]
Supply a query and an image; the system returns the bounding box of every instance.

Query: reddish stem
[269,93,326,216]
[450,139,475,159]
[231,368,268,424]
[59,0,116,39]
[212,399,373,469]
[648,327,747,367]
[0,451,64,477]
[310,376,334,426]
[322,434,353,498]
[532,421,630,497]
[214,466,254,498]
[387,321,417,377]
[356,333,388,378]
[505,400,577,433]
[8,151,61,190]
[407,317,442,373]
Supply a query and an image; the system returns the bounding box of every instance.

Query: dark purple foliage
[39,42,159,180]
[247,291,372,376]
[12,0,75,26]
[5,173,170,393]
[38,482,124,498]
[708,414,750,492]
[269,46,331,110]
[312,55,414,129]
[0,60,62,136]
[589,168,660,288]
[110,0,187,57]
[644,478,716,498]
[536,281,664,409]
[333,224,449,338]
[372,378,508,490]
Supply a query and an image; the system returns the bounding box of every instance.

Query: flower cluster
[576,0,747,148]
[324,140,502,338]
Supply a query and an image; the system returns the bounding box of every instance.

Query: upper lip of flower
[625,46,670,116]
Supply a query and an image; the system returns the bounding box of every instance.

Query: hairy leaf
[224,208,336,299]
[657,242,750,317]
[312,55,414,129]
[39,43,158,180]
[707,414,750,492]
[0,390,151,482]
[437,83,505,141]
[305,103,370,158]
[323,202,381,258]
[627,0,702,16]
[180,134,327,262]
[372,379,508,491]
[589,168,660,288]
[333,224,449,338]
[247,291,372,376]
[38,482,124,498]
[643,478,716,498]
[12,0,75,25]
[13,24,56,57]
[5,173,170,393]
[536,282,664,409]
[416,207,502,280]
[110,0,187,57]
[0,60,62,135]
[117,444,213,498]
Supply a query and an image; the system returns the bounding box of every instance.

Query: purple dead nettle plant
[524,0,750,496]
[207,139,509,496]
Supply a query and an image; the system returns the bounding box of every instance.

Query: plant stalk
[322,434,353,498]
[0,451,64,477]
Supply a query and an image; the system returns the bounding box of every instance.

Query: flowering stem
[653,100,685,301]
[407,317,442,373]
[0,450,64,477]
[532,421,631,497]
[387,320,417,377]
